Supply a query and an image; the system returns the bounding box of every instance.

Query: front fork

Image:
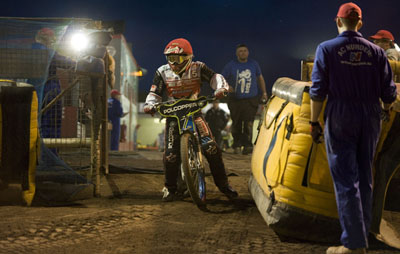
[180,114,204,173]
[178,131,203,192]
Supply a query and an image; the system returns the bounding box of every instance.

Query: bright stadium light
[70,32,89,52]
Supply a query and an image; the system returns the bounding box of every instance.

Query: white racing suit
[145,61,231,192]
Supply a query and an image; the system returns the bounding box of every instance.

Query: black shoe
[219,185,238,200]
[162,187,181,202]
[242,147,253,155]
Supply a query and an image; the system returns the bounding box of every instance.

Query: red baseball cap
[369,30,395,41]
[337,2,362,19]
[110,89,121,96]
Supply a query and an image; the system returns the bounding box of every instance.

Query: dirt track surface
[0,150,399,254]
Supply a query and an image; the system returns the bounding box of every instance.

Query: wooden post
[100,54,109,175]
[300,60,308,81]
[96,136,101,197]
[89,117,94,181]
[89,114,101,197]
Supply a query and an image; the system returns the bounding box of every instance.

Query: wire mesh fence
[0,17,114,203]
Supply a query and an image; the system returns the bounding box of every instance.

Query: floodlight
[70,32,89,51]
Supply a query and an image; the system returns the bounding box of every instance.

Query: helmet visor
[166,54,191,65]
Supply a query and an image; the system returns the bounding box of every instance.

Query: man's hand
[310,121,323,144]
[143,104,156,116]
[215,88,228,99]
[261,93,268,104]
[381,108,391,122]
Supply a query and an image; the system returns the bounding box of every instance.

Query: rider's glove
[381,108,391,122]
[310,121,323,144]
[214,88,228,99]
[143,104,156,116]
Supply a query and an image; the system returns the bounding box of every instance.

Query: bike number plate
[183,116,195,132]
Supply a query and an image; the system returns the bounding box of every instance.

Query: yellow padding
[389,60,400,77]
[0,104,2,163]
[22,91,39,207]
[252,83,337,218]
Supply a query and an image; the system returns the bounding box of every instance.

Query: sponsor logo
[165,46,183,54]
[163,102,198,114]
[238,69,251,79]
[165,153,177,162]
[150,85,157,92]
[338,44,372,57]
[237,69,252,94]
[167,126,174,149]
[171,89,192,95]
[350,52,362,62]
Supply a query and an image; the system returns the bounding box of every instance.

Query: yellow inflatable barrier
[249,75,400,248]
[0,80,40,206]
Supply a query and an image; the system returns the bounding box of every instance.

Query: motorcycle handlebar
[154,96,217,109]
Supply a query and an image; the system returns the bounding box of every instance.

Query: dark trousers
[324,103,381,249]
[228,96,259,149]
[210,128,223,148]
[110,120,120,151]
[41,81,62,139]
[163,116,229,191]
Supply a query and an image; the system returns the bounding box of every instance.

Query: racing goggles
[166,54,191,65]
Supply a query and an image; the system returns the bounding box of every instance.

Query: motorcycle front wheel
[180,133,206,208]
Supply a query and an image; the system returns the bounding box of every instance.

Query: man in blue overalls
[108,89,127,151]
[309,3,397,254]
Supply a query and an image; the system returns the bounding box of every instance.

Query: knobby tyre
[180,133,206,208]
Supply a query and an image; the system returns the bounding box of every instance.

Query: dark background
[1,0,399,101]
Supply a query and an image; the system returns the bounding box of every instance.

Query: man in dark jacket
[205,100,228,148]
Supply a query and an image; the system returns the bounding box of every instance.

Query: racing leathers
[144,61,231,194]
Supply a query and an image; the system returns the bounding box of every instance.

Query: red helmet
[164,38,193,55]
[164,38,194,74]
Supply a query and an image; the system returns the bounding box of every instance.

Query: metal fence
[0,17,112,201]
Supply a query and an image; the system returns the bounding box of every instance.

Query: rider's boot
[219,185,239,200]
[162,187,182,202]
[202,142,239,200]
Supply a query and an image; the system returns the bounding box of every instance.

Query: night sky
[1,0,399,100]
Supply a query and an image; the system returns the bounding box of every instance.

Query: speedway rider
[143,38,238,202]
